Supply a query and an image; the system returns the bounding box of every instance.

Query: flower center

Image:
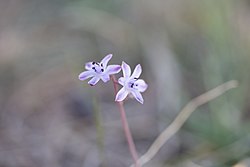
[91,62,104,74]
[126,78,139,90]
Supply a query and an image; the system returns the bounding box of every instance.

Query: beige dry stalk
[130,80,239,167]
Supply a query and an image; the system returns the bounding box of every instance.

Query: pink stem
[111,75,139,167]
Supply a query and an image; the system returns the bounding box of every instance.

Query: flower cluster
[79,54,148,104]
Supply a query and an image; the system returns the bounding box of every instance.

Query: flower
[115,62,148,104]
[79,54,121,86]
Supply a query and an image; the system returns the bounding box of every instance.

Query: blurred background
[0,0,249,167]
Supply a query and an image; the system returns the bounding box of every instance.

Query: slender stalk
[130,80,238,167]
[92,96,104,166]
[111,75,139,167]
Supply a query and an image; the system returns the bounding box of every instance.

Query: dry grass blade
[131,80,239,167]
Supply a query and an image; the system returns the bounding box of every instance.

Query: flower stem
[92,96,104,166]
[111,75,139,167]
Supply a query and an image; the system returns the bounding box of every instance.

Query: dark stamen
[101,63,103,67]
[134,77,138,80]
[92,62,95,65]
[131,83,134,88]
[92,67,96,72]
[101,69,104,72]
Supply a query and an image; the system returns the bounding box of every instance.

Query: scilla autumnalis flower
[78,54,121,86]
[115,62,148,104]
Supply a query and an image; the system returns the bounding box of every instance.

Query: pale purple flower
[115,62,148,104]
[79,54,121,86]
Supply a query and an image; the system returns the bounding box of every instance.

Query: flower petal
[85,62,93,70]
[122,61,131,78]
[131,64,142,79]
[135,79,148,92]
[79,71,94,81]
[131,90,144,104]
[100,74,110,82]
[115,87,129,102]
[100,54,112,68]
[88,77,100,86]
[106,65,121,75]
[118,77,126,86]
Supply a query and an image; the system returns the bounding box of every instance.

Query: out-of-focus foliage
[0,0,250,167]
